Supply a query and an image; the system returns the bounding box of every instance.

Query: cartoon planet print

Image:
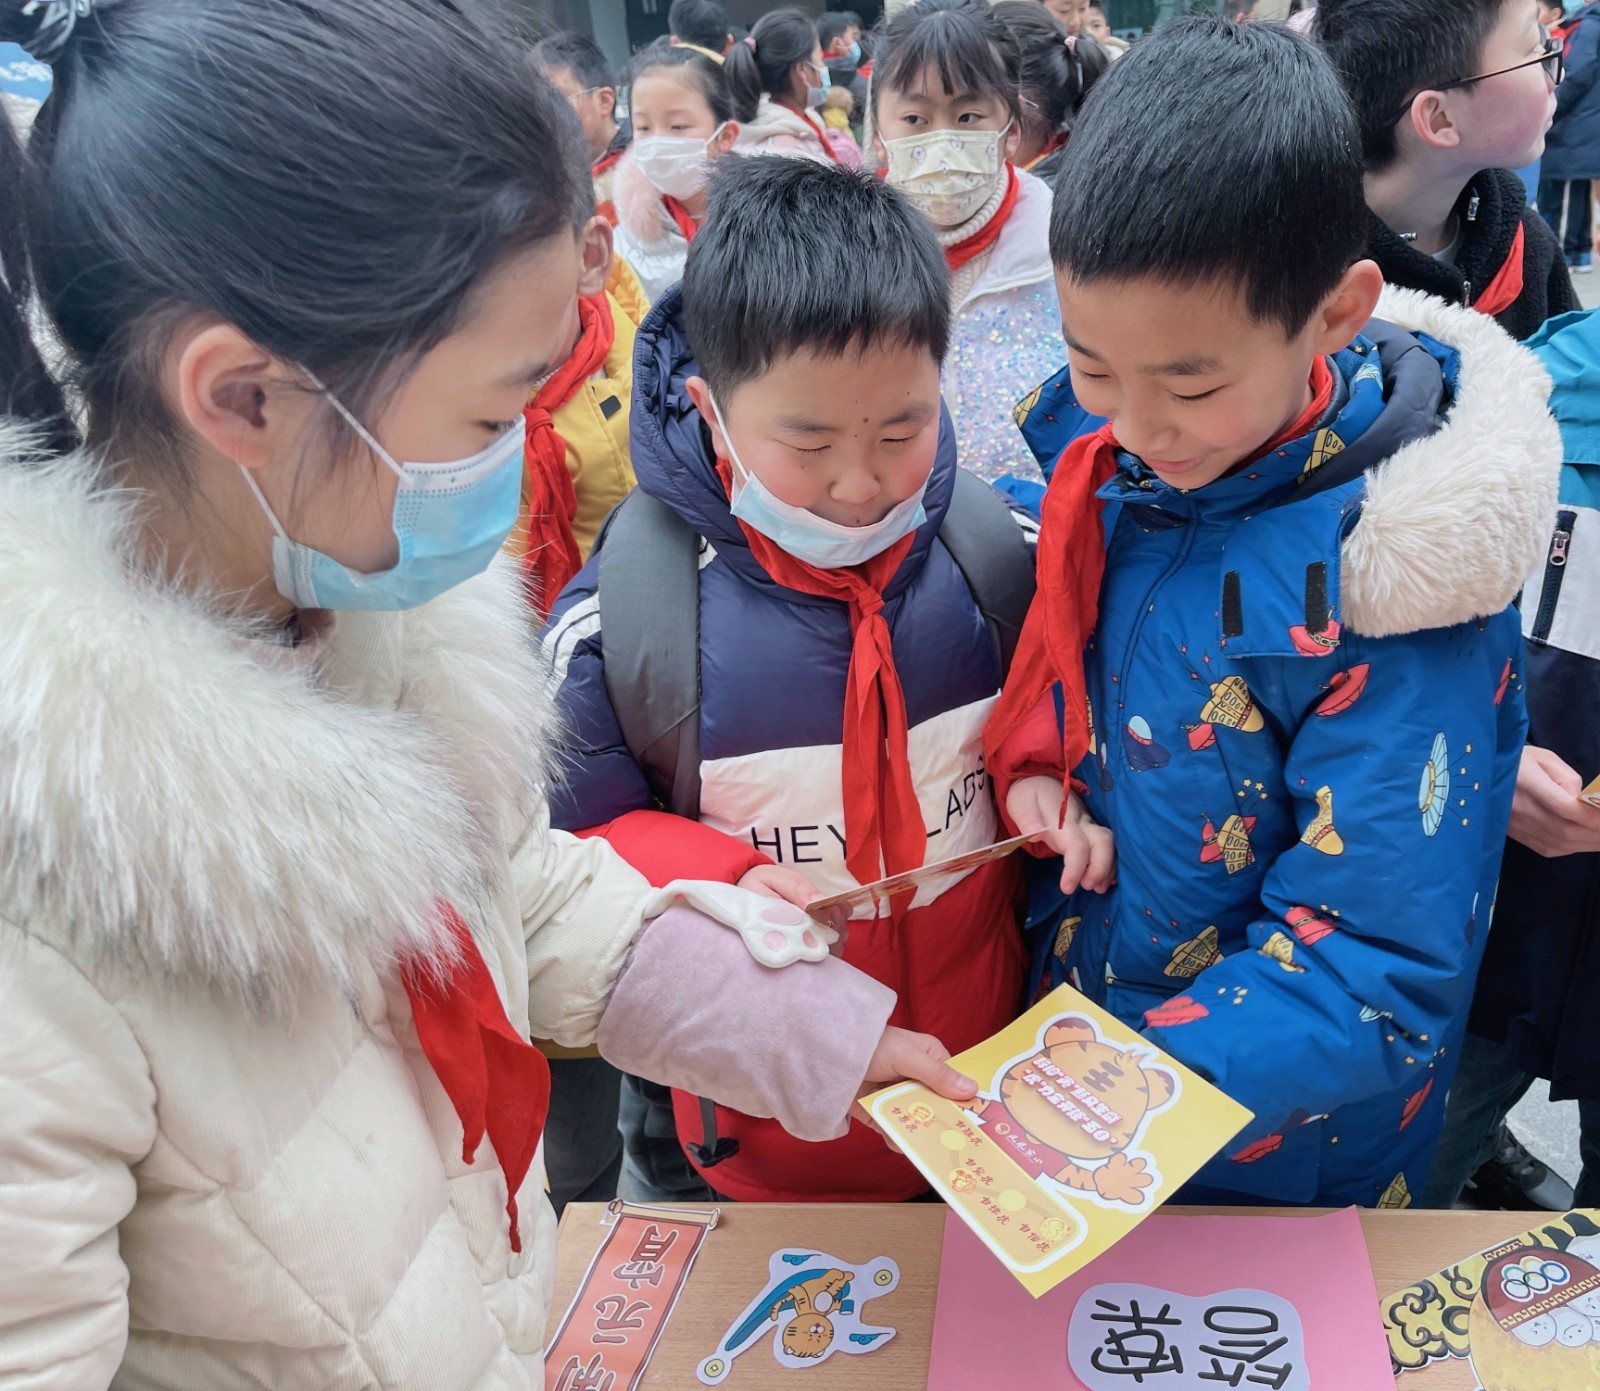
[1259,931,1305,973]
[1201,815,1258,874]
[1400,1078,1434,1132]
[1164,925,1222,978]
[1286,906,1336,947]
[1200,676,1265,733]
[1122,715,1171,772]
[1470,1246,1600,1391]
[1144,995,1210,1027]
[1289,615,1341,657]
[1314,663,1370,717]
[1300,785,1345,855]
[1420,732,1451,836]
[1232,1132,1286,1163]
[1187,722,1218,750]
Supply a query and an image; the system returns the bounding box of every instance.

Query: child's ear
[684,374,730,460]
[1404,89,1463,156]
[1004,121,1023,165]
[576,216,613,299]
[597,85,617,120]
[171,320,311,474]
[712,121,740,155]
[1309,259,1384,357]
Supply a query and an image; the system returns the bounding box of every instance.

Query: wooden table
[553,1201,1548,1388]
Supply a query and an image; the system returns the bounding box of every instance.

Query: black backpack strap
[939,468,1037,676]
[595,490,704,820]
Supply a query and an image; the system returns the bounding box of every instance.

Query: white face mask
[884,122,1011,229]
[710,393,928,569]
[631,124,727,200]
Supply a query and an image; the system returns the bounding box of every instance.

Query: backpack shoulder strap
[939,468,1037,675]
[594,490,703,820]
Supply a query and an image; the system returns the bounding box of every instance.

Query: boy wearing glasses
[1317,0,1575,341]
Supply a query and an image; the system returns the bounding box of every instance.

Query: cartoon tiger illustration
[969,1016,1178,1206]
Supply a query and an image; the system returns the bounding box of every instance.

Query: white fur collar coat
[0,435,657,1388]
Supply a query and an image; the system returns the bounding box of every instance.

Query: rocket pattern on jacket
[1006,287,1561,1209]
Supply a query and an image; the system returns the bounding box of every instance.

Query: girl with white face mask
[874,0,1069,491]
[612,44,741,300]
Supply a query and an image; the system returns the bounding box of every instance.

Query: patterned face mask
[883,122,1011,229]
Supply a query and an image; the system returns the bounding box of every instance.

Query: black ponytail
[724,6,818,123]
[0,0,589,471]
[993,1,1109,146]
[0,104,75,454]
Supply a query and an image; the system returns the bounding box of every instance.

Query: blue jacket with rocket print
[1011,288,1561,1208]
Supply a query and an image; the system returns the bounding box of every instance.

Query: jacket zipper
[1115,516,1197,767]
[1532,510,1577,642]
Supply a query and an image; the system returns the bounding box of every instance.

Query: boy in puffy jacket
[990,19,1561,1209]
[543,157,1040,1204]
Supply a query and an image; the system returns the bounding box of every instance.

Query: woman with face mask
[612,43,741,302]
[727,7,862,167]
[0,2,976,1383]
[875,0,1068,491]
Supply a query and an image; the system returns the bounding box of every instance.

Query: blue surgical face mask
[710,393,927,570]
[847,40,862,66]
[240,383,526,611]
[807,60,831,109]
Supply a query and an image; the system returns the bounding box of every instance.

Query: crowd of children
[0,0,1595,1381]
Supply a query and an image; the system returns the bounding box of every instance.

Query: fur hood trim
[0,428,551,999]
[1343,286,1562,636]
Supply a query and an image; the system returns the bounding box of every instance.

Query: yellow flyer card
[862,983,1253,1298]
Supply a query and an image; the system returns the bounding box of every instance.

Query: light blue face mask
[240,385,526,611]
[710,393,927,570]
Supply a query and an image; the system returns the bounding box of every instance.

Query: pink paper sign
[928,1207,1393,1390]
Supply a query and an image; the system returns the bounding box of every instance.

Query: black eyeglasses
[1442,33,1565,92]
[1389,35,1562,129]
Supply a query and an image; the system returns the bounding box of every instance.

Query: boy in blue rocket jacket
[986,17,1563,1207]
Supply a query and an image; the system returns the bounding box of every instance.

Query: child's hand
[1510,745,1600,857]
[855,1026,978,1121]
[737,863,821,910]
[1006,775,1116,895]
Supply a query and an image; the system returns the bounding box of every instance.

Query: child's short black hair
[872,0,1023,125]
[534,31,614,93]
[1051,18,1367,335]
[1315,0,1507,169]
[683,158,950,397]
[669,0,731,53]
[818,12,854,48]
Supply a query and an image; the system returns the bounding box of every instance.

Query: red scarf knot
[401,903,551,1254]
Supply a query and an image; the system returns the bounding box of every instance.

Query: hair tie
[17,0,94,65]
[744,34,756,49]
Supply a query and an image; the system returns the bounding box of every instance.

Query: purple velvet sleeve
[595,905,896,1142]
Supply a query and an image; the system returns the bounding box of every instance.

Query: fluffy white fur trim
[1343,286,1562,637]
[0,428,551,999]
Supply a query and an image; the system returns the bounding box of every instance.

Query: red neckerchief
[984,357,1335,787]
[662,196,699,244]
[718,462,925,897]
[1474,221,1526,319]
[401,904,550,1254]
[945,164,1021,273]
[593,148,624,179]
[520,293,615,615]
[1022,135,1067,172]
